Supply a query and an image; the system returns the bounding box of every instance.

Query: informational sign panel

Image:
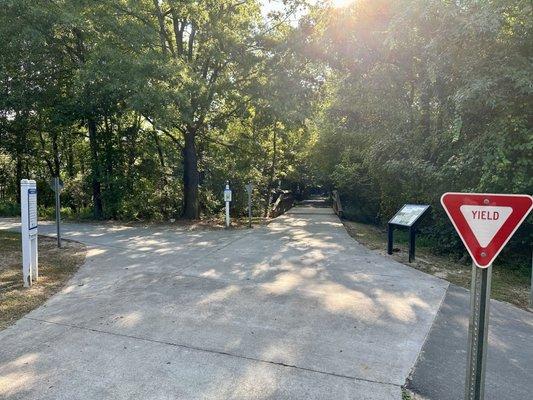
[224,189,232,202]
[441,193,533,268]
[28,188,38,230]
[21,179,38,287]
[387,204,429,263]
[389,204,430,227]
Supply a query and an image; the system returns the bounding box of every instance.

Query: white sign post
[21,179,38,287]
[224,181,232,228]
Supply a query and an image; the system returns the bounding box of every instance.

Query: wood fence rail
[332,190,343,218]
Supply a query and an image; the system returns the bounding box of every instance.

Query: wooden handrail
[332,190,343,218]
[271,191,294,217]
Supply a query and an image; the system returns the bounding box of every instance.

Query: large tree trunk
[66,136,75,178]
[182,128,199,219]
[152,0,170,55]
[88,117,103,219]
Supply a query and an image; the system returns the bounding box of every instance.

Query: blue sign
[28,188,38,230]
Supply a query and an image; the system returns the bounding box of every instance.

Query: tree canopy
[0,0,531,259]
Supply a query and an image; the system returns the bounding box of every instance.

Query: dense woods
[306,0,532,259]
[1,0,531,261]
[0,0,319,220]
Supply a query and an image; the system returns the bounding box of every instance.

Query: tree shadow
[0,210,448,399]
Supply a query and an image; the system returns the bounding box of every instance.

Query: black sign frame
[387,204,430,263]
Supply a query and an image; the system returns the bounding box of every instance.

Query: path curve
[0,207,447,399]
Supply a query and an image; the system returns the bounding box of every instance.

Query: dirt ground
[0,231,86,330]
[343,220,531,309]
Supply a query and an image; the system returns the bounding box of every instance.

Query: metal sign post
[224,181,232,228]
[465,263,492,400]
[387,224,394,255]
[52,177,63,248]
[246,183,253,228]
[408,227,416,263]
[21,179,39,287]
[529,253,533,310]
[441,192,533,400]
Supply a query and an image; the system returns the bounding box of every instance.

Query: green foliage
[308,0,533,260]
[0,202,19,217]
[0,0,319,220]
[0,0,529,267]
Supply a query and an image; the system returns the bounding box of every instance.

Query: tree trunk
[182,128,199,219]
[38,130,55,177]
[15,122,26,204]
[88,117,103,219]
[51,130,60,177]
[15,153,22,204]
[419,66,431,138]
[152,0,169,55]
[66,136,75,178]
[264,128,277,217]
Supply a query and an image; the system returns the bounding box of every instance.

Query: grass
[0,231,86,330]
[401,389,413,400]
[343,220,532,309]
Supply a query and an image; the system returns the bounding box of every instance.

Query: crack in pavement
[23,316,401,389]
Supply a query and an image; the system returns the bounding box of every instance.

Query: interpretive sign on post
[389,204,430,227]
[224,182,232,228]
[21,179,39,287]
[441,192,533,400]
[246,183,253,228]
[387,204,430,262]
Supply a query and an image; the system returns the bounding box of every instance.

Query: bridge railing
[332,190,343,218]
[270,190,294,217]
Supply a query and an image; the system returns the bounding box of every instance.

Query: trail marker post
[441,192,533,400]
[387,204,430,262]
[224,182,232,228]
[246,183,253,228]
[21,179,39,287]
[51,177,64,248]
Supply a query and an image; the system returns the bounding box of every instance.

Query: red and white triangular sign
[441,193,533,268]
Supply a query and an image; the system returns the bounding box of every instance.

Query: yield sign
[441,193,533,268]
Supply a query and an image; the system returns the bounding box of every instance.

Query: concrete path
[406,284,533,400]
[0,207,447,399]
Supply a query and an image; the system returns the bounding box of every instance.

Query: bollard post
[224,182,232,228]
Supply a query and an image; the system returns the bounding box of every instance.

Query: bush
[0,201,19,217]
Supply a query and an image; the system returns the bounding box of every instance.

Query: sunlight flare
[330,0,354,8]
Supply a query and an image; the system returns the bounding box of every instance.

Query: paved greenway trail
[1,205,449,399]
